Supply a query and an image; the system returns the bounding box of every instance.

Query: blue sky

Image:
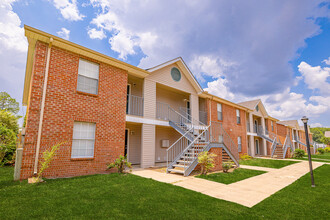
[0,0,329,127]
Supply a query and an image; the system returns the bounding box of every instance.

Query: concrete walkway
[132,161,325,208]
[239,165,277,172]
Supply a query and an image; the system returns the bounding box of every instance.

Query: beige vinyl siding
[141,124,155,168]
[199,97,206,112]
[126,123,141,164]
[190,94,199,124]
[143,79,156,118]
[156,86,189,112]
[127,75,143,97]
[146,64,197,94]
[155,126,182,162]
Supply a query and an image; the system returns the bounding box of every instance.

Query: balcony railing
[126,95,144,117]
[156,102,170,120]
[247,122,250,132]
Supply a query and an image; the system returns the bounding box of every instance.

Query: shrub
[317,148,325,155]
[107,155,132,173]
[34,142,64,183]
[240,153,252,161]
[198,151,216,175]
[222,162,233,173]
[0,125,16,166]
[293,149,305,158]
[325,147,330,153]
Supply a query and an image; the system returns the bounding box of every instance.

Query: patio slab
[132,161,325,207]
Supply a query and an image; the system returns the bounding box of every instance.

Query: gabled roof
[278,120,300,129]
[200,91,249,111]
[146,57,203,93]
[238,99,260,110]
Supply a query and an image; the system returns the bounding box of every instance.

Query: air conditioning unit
[162,139,169,148]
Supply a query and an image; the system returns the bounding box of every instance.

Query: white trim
[126,115,170,126]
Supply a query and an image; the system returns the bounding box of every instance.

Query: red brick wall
[206,99,248,156]
[21,41,128,179]
[265,119,277,155]
[276,123,287,145]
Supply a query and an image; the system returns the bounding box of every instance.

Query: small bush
[240,153,252,161]
[293,149,305,158]
[107,155,132,173]
[222,162,233,173]
[317,148,325,155]
[325,147,330,153]
[198,151,216,175]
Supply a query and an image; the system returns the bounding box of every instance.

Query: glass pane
[77,75,98,94]
[78,59,99,79]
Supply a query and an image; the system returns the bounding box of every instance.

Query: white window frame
[236,109,241,124]
[238,136,242,152]
[217,103,223,121]
[77,59,99,95]
[71,121,96,158]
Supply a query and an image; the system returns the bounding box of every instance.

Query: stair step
[168,168,184,174]
[173,164,188,168]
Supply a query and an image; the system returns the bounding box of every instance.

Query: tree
[0,92,19,115]
[0,110,19,134]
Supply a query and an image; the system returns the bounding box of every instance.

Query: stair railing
[182,125,211,176]
[270,137,277,157]
[166,127,194,170]
[179,107,206,126]
[210,121,239,163]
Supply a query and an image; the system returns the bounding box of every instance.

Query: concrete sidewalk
[132,161,324,208]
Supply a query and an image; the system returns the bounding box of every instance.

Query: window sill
[70,157,94,161]
[76,91,98,97]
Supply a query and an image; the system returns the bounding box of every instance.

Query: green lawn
[196,168,266,184]
[293,152,330,163]
[0,165,329,219]
[239,158,299,168]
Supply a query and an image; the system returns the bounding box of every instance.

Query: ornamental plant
[293,149,305,158]
[317,148,325,155]
[198,151,216,175]
[34,142,64,183]
[325,147,330,153]
[222,162,233,173]
[107,155,132,173]
[240,153,252,161]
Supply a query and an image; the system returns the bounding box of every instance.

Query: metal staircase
[255,125,282,157]
[166,110,239,176]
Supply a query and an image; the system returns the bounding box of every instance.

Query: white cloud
[0,0,28,118]
[50,0,84,21]
[298,61,330,95]
[310,122,322,127]
[87,28,106,40]
[322,57,330,65]
[57,27,70,40]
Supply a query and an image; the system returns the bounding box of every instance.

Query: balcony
[126,95,144,117]
[247,122,250,132]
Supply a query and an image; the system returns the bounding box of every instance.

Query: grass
[196,168,266,184]
[291,152,330,163]
[239,158,299,168]
[0,165,329,219]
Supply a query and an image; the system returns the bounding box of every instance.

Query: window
[77,59,99,95]
[238,136,242,152]
[171,67,181,82]
[72,122,96,158]
[271,121,274,131]
[255,105,259,112]
[236,109,241,124]
[217,103,223,120]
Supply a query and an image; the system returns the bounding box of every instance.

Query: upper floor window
[271,121,274,131]
[77,59,99,95]
[217,103,223,120]
[236,109,241,124]
[72,122,96,158]
[255,105,259,112]
[238,136,242,152]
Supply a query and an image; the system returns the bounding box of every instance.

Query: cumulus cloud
[310,122,322,127]
[0,0,27,117]
[57,27,70,40]
[88,0,327,96]
[87,28,106,40]
[322,57,330,65]
[50,0,84,21]
[298,61,330,95]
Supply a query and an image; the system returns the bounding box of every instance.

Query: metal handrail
[179,107,206,126]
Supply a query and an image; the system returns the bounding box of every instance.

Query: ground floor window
[72,122,96,158]
[238,136,242,152]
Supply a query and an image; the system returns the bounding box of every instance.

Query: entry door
[124,129,128,158]
[254,120,258,133]
[186,101,191,120]
[255,139,259,155]
[126,85,131,114]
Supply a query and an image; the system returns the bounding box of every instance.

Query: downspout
[33,38,53,175]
